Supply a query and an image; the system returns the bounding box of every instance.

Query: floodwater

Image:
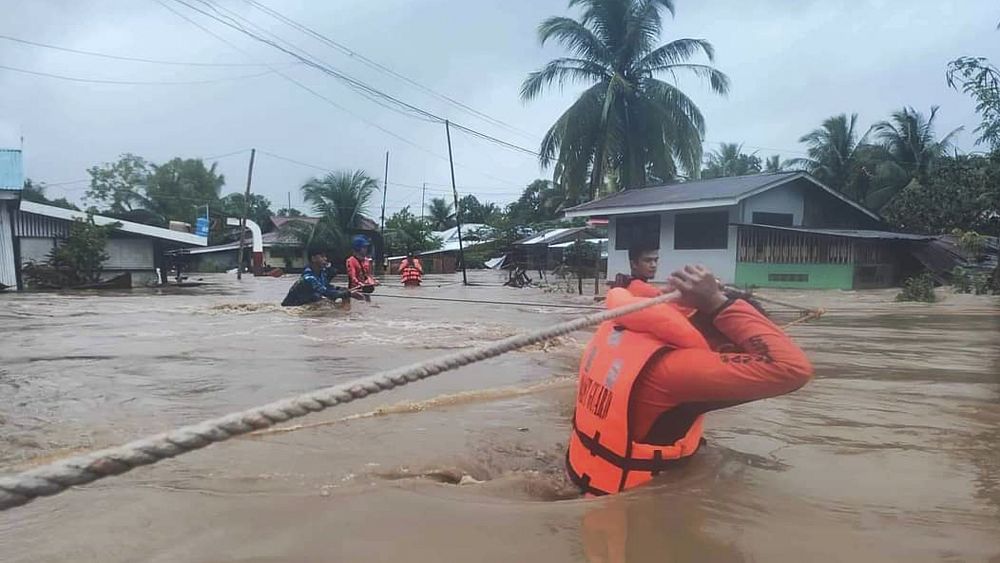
[0,271,998,562]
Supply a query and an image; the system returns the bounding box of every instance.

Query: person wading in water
[397,251,424,287]
[346,235,378,296]
[281,250,355,308]
[567,259,814,496]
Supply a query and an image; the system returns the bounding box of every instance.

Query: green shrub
[896,273,937,302]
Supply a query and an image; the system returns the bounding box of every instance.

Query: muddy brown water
[0,271,998,562]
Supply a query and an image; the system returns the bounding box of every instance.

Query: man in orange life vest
[566,250,814,496]
[346,235,379,295]
[397,251,424,287]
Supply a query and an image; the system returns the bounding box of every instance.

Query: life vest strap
[565,451,609,496]
[572,418,692,473]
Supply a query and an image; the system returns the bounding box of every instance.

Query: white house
[13,200,208,288]
[564,172,932,289]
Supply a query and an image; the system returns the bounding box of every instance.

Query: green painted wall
[735,262,854,289]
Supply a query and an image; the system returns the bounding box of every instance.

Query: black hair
[307,248,327,259]
[628,247,657,262]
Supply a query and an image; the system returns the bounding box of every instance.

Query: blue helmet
[351,234,370,251]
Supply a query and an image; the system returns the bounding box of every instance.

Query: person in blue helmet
[346,234,378,294]
[281,249,355,308]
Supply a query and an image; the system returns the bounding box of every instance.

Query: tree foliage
[881,154,1000,234]
[146,158,225,225]
[701,143,761,179]
[872,106,961,184]
[383,207,442,256]
[505,179,568,225]
[22,179,78,210]
[276,207,303,217]
[458,194,502,225]
[425,197,454,231]
[789,113,872,196]
[947,56,1000,152]
[522,0,729,200]
[219,193,274,231]
[84,154,227,226]
[85,153,152,213]
[291,169,380,258]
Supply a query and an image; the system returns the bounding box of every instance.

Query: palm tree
[302,170,379,231]
[426,197,454,231]
[701,143,761,178]
[764,155,784,173]
[294,170,379,255]
[521,0,729,201]
[789,113,872,197]
[872,106,963,184]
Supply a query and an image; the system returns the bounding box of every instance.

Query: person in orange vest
[397,251,424,287]
[346,235,378,295]
[566,260,814,496]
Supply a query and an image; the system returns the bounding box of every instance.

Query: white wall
[0,201,16,287]
[607,205,739,283]
[740,182,804,225]
[104,238,154,270]
[19,237,55,265]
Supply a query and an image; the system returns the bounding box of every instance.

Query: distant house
[185,215,381,273]
[564,171,931,289]
[387,223,491,274]
[511,226,607,272]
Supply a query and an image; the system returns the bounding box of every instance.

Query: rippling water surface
[1,272,997,562]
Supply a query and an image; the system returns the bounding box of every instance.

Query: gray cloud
[1,0,996,215]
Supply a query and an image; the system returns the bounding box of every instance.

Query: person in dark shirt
[281,250,353,307]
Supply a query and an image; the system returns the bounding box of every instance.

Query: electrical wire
[240,0,541,141]
[172,0,542,159]
[0,63,278,85]
[0,33,287,67]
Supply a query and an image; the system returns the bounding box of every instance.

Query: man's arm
[629,265,813,441]
[640,299,813,405]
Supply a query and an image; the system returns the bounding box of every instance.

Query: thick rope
[0,290,678,511]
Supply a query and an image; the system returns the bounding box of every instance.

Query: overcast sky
[1,0,996,217]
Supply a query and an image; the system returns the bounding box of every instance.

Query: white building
[14,201,208,288]
[564,172,932,289]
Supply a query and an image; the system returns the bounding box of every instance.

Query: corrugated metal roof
[0,149,24,190]
[565,172,801,215]
[564,171,881,222]
[736,223,935,241]
[18,200,207,246]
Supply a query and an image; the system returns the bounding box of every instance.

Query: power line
[171,0,542,159]
[156,0,460,164]
[0,63,278,86]
[240,0,541,141]
[0,33,289,67]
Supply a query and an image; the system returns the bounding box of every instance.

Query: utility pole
[421,182,427,223]
[236,148,256,281]
[379,151,389,271]
[444,120,467,285]
[287,191,292,215]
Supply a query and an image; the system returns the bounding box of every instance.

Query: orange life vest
[566,288,709,496]
[399,258,423,285]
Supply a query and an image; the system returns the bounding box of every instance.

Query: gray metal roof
[736,223,935,241]
[565,172,802,215]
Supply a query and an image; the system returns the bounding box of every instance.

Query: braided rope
[0,291,679,511]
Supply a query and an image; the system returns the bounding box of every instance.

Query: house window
[615,215,660,251]
[752,212,794,227]
[674,211,729,250]
[768,273,809,282]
